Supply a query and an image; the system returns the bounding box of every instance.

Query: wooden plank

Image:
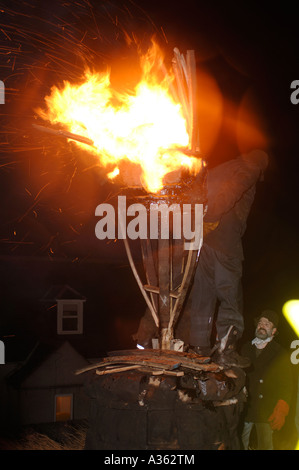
[186,50,200,153]
[76,358,181,375]
[169,249,199,331]
[144,284,180,299]
[76,358,220,375]
[122,234,159,328]
[158,237,170,331]
[95,365,140,376]
[107,348,210,363]
[75,351,221,375]
[32,123,94,147]
[140,239,158,312]
[172,48,190,132]
[151,369,184,377]
[96,366,185,377]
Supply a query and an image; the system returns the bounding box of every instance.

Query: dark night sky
[0,0,298,350]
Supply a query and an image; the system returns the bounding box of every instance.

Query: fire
[36,43,202,193]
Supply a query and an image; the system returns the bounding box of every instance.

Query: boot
[212,326,251,368]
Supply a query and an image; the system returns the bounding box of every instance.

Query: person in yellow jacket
[241,310,293,450]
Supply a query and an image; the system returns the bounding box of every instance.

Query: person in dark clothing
[241,310,293,450]
[133,149,268,369]
[188,149,268,367]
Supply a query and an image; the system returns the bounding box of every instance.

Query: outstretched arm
[204,150,268,222]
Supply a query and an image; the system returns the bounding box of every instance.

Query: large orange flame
[36,43,202,193]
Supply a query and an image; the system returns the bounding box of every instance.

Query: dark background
[0,0,298,354]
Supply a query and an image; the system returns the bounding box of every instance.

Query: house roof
[7,339,59,387]
[6,338,96,387]
[41,284,86,302]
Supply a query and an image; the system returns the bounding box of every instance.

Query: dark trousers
[189,244,244,348]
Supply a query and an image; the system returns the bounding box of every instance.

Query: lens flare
[282,299,299,337]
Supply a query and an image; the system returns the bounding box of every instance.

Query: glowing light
[136,344,145,350]
[36,42,202,193]
[107,167,120,179]
[296,440,299,450]
[282,300,299,337]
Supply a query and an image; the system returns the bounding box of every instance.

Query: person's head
[254,310,278,340]
[242,150,269,171]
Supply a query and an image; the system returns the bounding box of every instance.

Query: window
[57,300,84,335]
[55,394,73,422]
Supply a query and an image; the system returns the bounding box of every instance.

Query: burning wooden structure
[34,46,204,350]
[110,48,203,350]
[34,46,246,450]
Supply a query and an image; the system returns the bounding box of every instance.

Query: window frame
[57,299,84,335]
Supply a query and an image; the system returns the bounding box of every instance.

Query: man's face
[255,317,277,340]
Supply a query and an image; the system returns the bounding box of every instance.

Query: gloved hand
[268,399,289,431]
